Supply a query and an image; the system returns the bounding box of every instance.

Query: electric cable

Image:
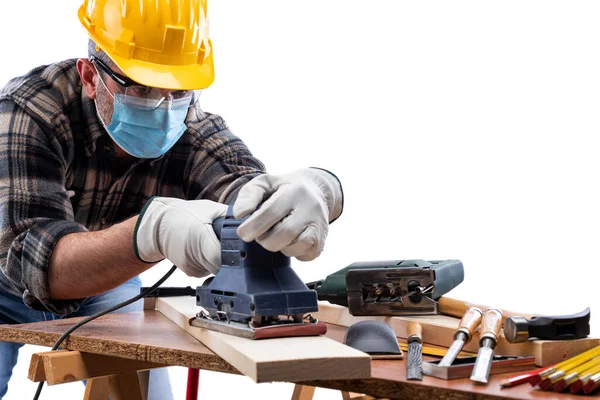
[32,265,177,400]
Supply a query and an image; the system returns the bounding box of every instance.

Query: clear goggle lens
[119,86,201,110]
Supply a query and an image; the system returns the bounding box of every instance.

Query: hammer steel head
[503,316,530,343]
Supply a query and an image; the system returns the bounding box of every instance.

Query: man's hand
[134,197,228,277]
[233,168,343,261]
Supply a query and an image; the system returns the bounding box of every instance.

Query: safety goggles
[90,55,200,110]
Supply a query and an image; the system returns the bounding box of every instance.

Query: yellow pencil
[541,357,599,390]
[570,362,600,394]
[583,370,600,395]
[535,345,600,387]
[540,346,600,378]
[553,356,600,392]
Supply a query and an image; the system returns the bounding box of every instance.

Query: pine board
[155,296,372,383]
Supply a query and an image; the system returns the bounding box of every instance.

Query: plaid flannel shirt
[0,59,266,315]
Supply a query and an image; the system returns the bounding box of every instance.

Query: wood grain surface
[0,311,239,374]
[156,296,372,383]
[309,324,600,400]
[314,302,600,366]
[1,308,598,399]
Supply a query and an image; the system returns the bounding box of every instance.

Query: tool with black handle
[438,307,484,367]
[470,308,503,384]
[406,321,423,380]
[503,308,590,343]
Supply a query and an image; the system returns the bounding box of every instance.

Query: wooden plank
[109,372,143,400]
[291,384,316,400]
[301,357,590,400]
[83,376,111,400]
[28,350,165,385]
[313,302,600,366]
[156,296,371,383]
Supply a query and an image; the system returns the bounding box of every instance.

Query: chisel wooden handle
[407,321,422,343]
[480,308,503,343]
[456,307,483,341]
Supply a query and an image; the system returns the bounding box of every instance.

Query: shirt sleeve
[184,114,266,204]
[0,99,88,315]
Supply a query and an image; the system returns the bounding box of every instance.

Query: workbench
[0,299,595,400]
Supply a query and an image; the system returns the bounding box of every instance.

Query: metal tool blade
[470,345,494,383]
[406,341,423,380]
[438,337,465,367]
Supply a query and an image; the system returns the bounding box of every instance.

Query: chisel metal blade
[470,345,494,383]
[439,308,483,368]
[438,337,465,367]
[407,341,423,380]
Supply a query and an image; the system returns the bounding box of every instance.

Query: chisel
[406,321,423,380]
[470,308,503,384]
[438,307,483,367]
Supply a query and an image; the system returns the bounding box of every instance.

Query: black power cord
[32,265,177,400]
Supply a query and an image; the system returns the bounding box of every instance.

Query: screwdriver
[470,308,503,384]
[438,307,483,367]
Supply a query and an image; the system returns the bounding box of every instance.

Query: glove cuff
[308,167,344,223]
[134,196,168,263]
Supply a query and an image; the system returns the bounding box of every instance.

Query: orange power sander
[192,204,326,339]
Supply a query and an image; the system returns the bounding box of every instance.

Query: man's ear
[77,58,98,100]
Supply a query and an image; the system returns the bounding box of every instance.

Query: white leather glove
[233,168,343,261]
[134,197,228,277]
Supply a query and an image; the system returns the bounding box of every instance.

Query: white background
[1,1,600,399]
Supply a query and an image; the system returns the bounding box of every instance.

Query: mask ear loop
[91,65,115,131]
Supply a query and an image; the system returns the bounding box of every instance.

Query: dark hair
[88,39,115,67]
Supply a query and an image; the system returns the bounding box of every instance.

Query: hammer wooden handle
[480,308,503,342]
[457,307,484,339]
[407,321,423,343]
[439,297,534,321]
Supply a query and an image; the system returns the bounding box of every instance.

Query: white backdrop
[1,1,599,399]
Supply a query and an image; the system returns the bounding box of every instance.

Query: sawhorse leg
[29,350,165,400]
[291,385,391,400]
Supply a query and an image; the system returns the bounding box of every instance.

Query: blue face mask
[98,94,192,159]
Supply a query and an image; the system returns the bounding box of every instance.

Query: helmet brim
[108,51,215,91]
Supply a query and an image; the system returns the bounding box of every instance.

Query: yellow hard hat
[78,0,214,90]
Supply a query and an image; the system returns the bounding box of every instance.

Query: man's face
[90,59,197,126]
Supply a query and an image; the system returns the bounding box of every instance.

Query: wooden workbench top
[0,311,597,399]
[0,311,239,375]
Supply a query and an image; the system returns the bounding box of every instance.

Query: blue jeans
[0,277,173,400]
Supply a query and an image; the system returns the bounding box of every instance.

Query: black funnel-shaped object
[344,320,402,356]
